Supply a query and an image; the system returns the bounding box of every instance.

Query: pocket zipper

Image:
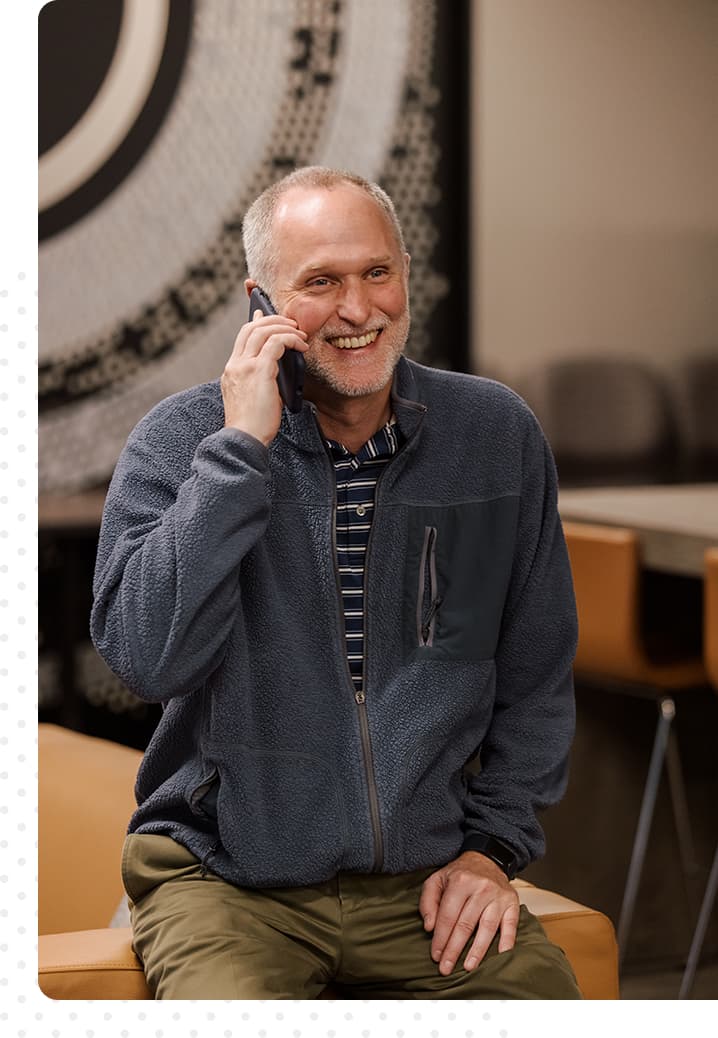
[417,525,442,647]
[189,766,219,818]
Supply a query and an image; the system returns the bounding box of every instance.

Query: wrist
[460,832,518,880]
[223,421,273,449]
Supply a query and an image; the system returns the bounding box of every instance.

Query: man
[91,166,580,999]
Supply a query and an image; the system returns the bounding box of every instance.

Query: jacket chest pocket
[404,498,519,661]
[417,525,441,647]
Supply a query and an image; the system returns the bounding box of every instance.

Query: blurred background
[38,0,717,997]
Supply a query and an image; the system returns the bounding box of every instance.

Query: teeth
[332,330,380,350]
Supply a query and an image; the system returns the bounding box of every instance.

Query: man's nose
[336,279,371,325]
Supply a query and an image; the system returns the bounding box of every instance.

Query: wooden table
[558,483,718,578]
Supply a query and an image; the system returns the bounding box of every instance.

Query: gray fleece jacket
[91,356,577,887]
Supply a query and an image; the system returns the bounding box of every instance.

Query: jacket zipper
[358,478,386,872]
[353,687,383,870]
[199,840,219,878]
[417,525,441,647]
[319,432,386,872]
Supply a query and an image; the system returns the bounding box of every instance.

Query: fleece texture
[91,356,577,887]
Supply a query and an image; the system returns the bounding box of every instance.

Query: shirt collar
[325,416,402,463]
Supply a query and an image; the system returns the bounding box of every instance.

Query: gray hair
[241,166,406,296]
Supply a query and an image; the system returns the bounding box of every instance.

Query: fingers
[464,900,519,970]
[421,868,520,976]
[497,902,520,954]
[431,891,479,975]
[432,895,519,976]
[221,314,308,445]
[233,314,308,360]
[222,336,287,393]
[418,871,443,933]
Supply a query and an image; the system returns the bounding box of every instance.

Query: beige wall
[472,0,718,383]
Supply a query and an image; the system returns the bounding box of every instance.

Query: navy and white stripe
[326,420,402,692]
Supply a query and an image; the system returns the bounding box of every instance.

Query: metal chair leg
[678,840,718,999]
[617,696,675,966]
[666,727,700,918]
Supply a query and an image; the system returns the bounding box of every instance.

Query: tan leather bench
[38,723,619,999]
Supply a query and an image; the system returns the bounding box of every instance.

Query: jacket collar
[277,355,427,453]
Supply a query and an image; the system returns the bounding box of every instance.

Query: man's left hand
[418,851,520,975]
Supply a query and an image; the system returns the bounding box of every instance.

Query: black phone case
[248,287,305,413]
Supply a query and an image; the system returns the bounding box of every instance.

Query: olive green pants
[122,833,581,1000]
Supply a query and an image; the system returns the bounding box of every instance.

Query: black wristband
[461,832,518,880]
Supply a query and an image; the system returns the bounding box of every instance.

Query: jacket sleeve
[461,412,578,871]
[90,398,272,702]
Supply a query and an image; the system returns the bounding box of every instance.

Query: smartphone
[248,287,305,414]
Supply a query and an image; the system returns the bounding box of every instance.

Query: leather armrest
[38,927,150,1000]
[514,879,619,1000]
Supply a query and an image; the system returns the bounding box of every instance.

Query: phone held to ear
[248,287,305,414]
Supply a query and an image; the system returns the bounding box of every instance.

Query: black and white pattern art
[39,0,470,492]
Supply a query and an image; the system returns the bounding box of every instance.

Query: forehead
[273,184,399,258]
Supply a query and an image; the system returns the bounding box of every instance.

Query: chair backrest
[705,548,718,689]
[521,358,680,486]
[563,521,706,689]
[675,352,718,481]
[39,724,142,934]
[562,521,644,680]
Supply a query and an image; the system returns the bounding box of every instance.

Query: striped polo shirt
[325,419,403,692]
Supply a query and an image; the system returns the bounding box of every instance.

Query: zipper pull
[421,596,443,643]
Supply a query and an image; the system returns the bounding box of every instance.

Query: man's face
[268,184,410,399]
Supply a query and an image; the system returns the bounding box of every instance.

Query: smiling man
[233,173,412,449]
[91,167,581,999]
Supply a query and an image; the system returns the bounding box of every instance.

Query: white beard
[303,308,410,398]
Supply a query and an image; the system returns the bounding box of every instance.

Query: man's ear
[244,278,258,298]
[403,253,411,277]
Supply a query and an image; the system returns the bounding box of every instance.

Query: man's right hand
[221,309,309,446]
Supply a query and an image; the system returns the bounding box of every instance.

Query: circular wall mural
[39,0,469,492]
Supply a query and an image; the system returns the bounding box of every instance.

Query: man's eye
[308,277,330,288]
[368,268,388,279]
